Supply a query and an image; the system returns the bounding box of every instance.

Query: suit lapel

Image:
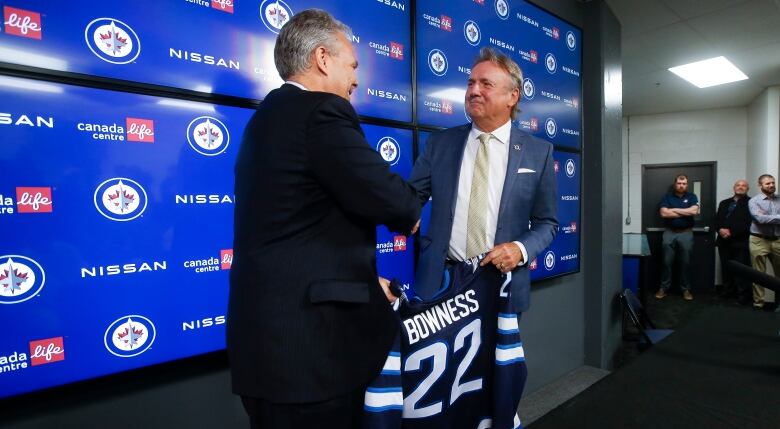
[497,127,526,225]
[448,125,472,216]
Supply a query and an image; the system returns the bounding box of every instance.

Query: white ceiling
[604,0,780,116]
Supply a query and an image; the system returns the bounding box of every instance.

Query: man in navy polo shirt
[656,174,700,301]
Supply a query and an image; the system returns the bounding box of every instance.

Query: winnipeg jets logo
[544,251,556,271]
[376,136,400,166]
[260,0,293,34]
[545,117,557,139]
[545,53,557,74]
[428,49,448,76]
[566,31,577,51]
[566,159,576,178]
[84,18,141,64]
[495,0,509,20]
[187,116,230,156]
[463,20,481,46]
[522,78,535,100]
[0,255,45,304]
[94,178,148,221]
[104,315,156,358]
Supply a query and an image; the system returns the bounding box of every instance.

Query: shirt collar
[285,80,308,91]
[470,120,512,145]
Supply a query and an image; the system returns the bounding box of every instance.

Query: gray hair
[472,47,523,120]
[274,9,353,80]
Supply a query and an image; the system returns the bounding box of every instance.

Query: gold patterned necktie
[466,133,492,258]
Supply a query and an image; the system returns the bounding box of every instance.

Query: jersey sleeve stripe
[514,413,523,429]
[498,315,519,333]
[383,354,401,372]
[476,418,492,429]
[495,343,525,365]
[364,388,404,412]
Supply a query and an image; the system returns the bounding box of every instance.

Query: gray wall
[1,1,622,426]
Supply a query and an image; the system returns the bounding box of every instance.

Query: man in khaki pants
[747,174,780,309]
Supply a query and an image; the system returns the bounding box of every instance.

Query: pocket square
[517,168,536,174]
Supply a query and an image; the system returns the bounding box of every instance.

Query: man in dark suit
[227,9,420,428]
[409,47,558,316]
[714,179,752,304]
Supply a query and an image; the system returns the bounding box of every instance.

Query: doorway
[642,162,716,293]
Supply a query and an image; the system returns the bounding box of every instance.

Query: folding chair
[619,289,674,350]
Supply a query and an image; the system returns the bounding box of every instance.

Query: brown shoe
[683,290,693,301]
[655,289,667,299]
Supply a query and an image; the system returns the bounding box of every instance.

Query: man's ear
[313,46,329,75]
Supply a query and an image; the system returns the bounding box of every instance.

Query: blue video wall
[0,0,580,399]
[416,0,581,150]
[0,0,412,122]
[0,76,413,399]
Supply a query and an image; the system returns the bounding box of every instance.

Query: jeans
[660,229,694,291]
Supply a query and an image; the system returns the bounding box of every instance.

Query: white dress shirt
[449,120,528,266]
[285,80,308,91]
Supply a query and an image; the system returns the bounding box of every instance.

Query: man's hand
[480,242,523,274]
[411,219,421,234]
[718,228,731,239]
[378,276,396,303]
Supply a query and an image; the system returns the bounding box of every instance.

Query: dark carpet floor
[614,286,777,369]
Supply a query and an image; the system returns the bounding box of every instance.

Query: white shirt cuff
[512,241,528,267]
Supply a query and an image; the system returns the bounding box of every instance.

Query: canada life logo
[428,49,448,76]
[440,15,452,32]
[463,20,481,46]
[390,42,404,60]
[29,337,65,366]
[522,78,535,100]
[84,18,141,64]
[566,159,576,178]
[529,257,538,270]
[126,118,155,142]
[0,256,45,304]
[16,187,52,213]
[545,117,557,139]
[104,315,156,358]
[3,6,41,39]
[221,249,233,270]
[545,53,557,74]
[394,235,407,251]
[441,100,453,115]
[94,178,148,221]
[260,0,292,34]
[211,0,234,13]
[376,136,401,166]
[544,250,556,271]
[187,116,230,156]
[551,27,560,40]
[495,0,509,20]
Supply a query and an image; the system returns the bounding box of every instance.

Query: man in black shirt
[714,179,752,305]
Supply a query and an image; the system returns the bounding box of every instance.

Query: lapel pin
[514,145,520,150]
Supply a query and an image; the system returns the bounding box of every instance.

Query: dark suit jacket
[714,195,751,248]
[409,124,558,313]
[227,84,420,403]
